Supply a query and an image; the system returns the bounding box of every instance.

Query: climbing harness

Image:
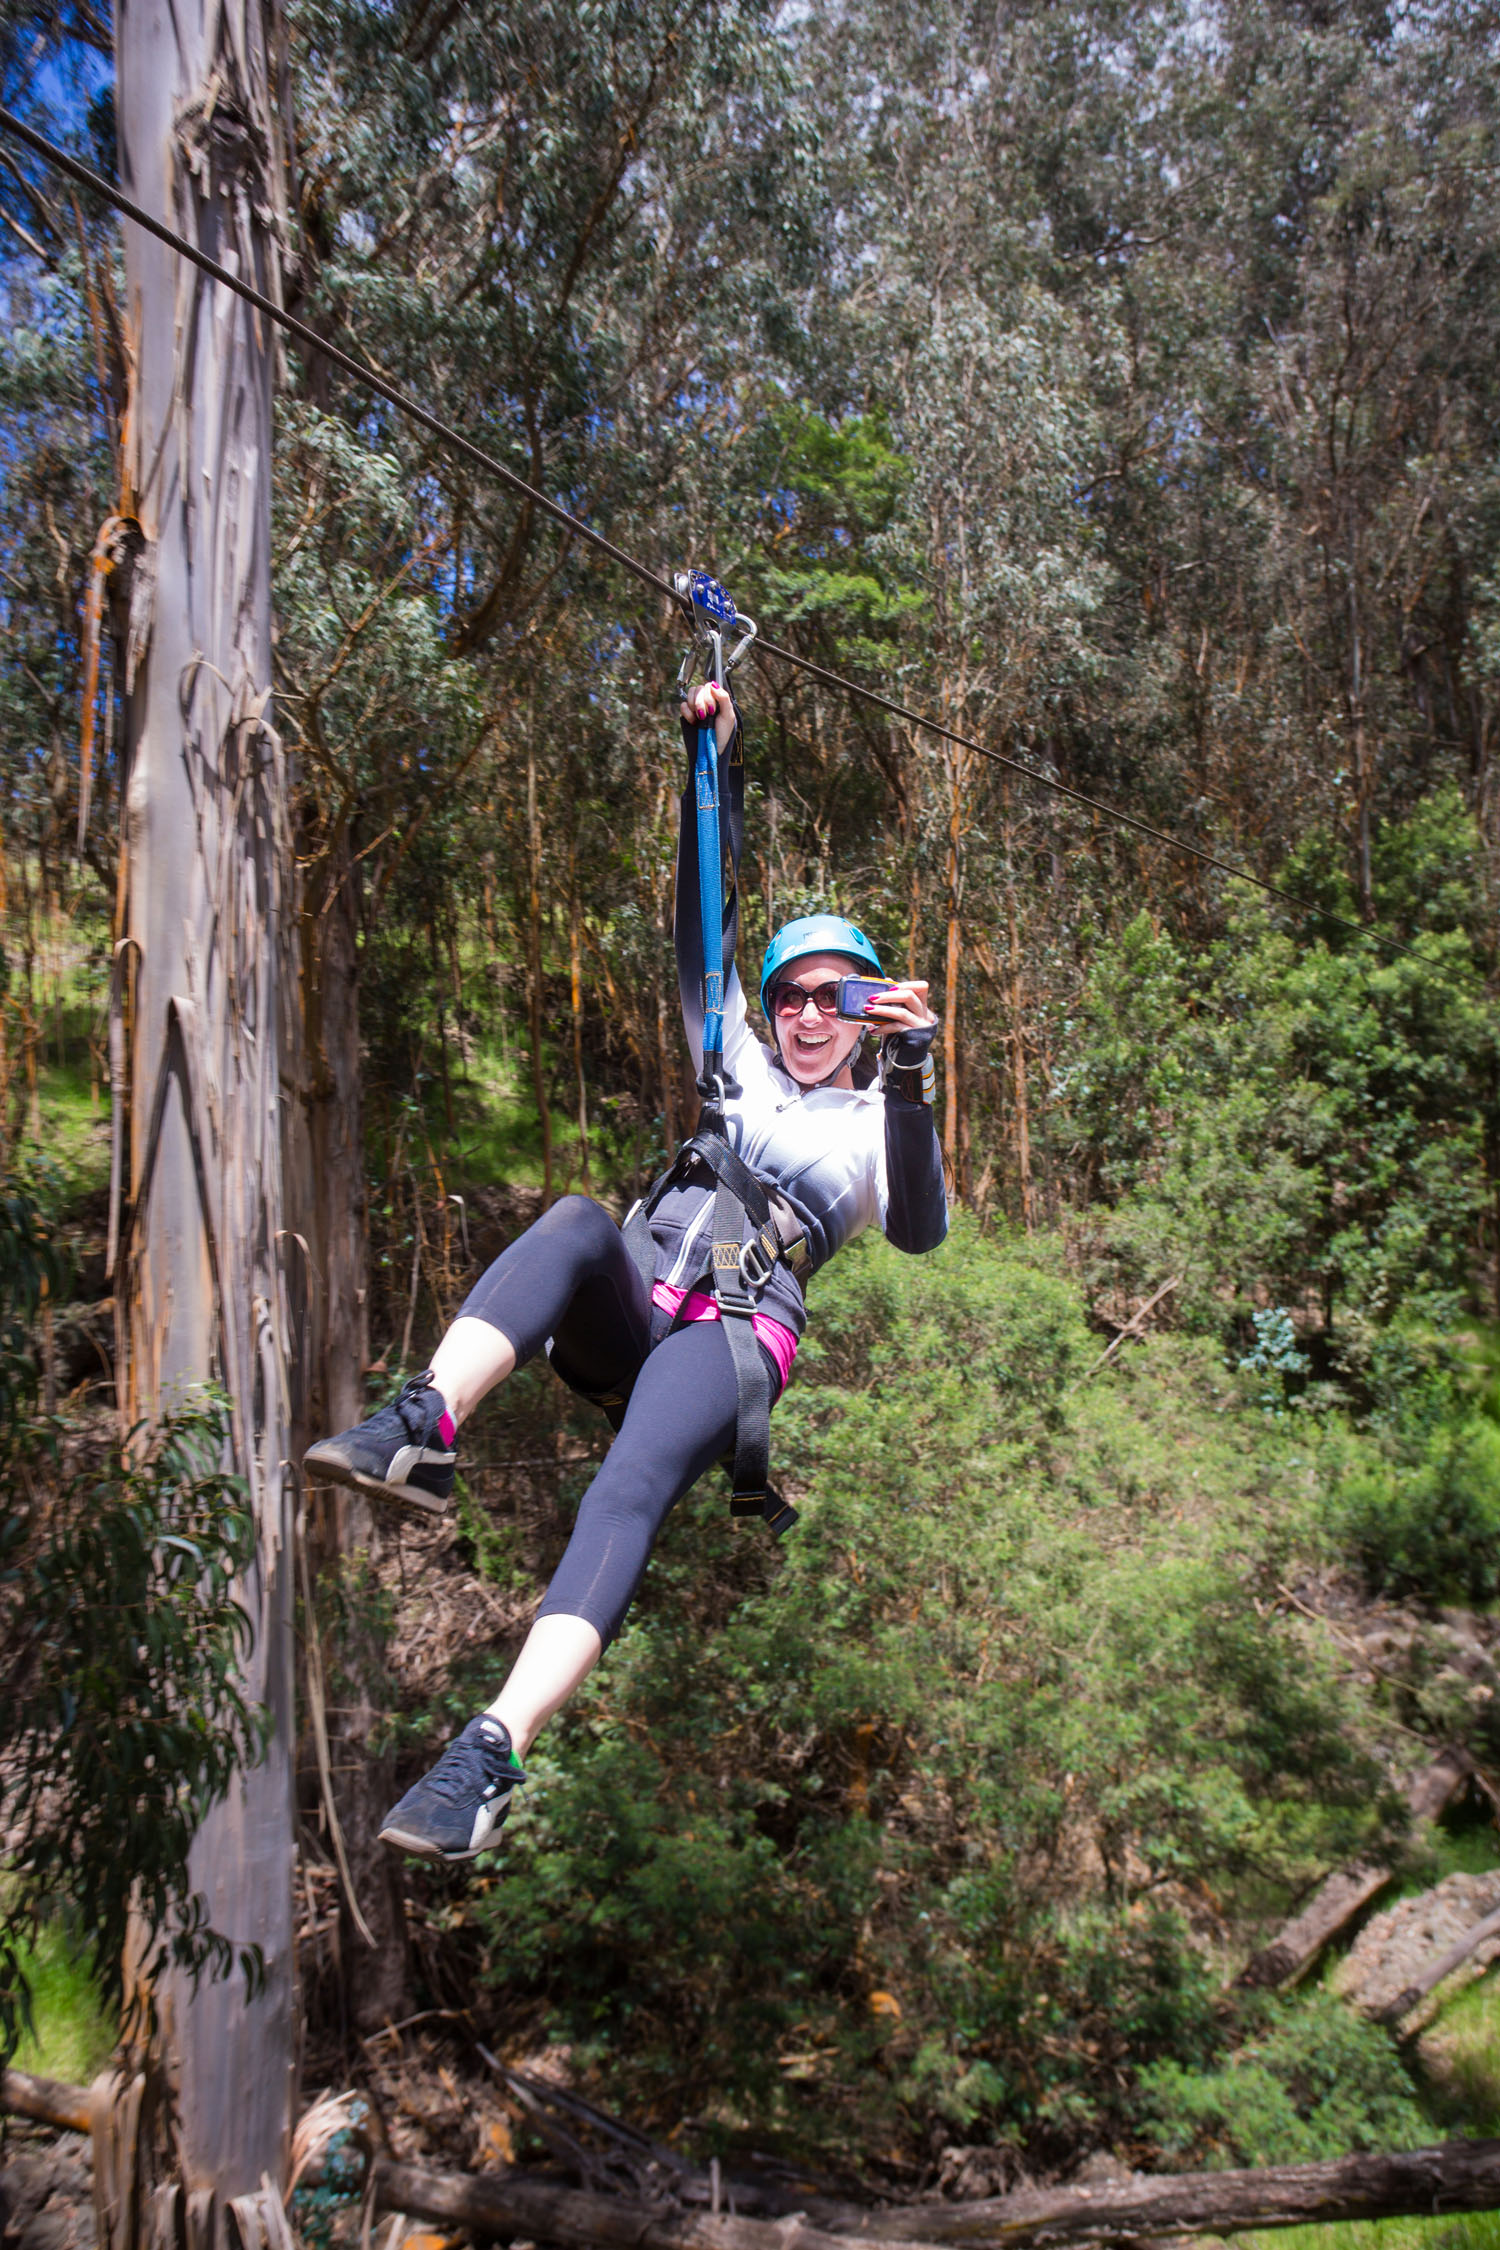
[619,571,800,1537]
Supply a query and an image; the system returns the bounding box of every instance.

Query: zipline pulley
[674,568,758,693]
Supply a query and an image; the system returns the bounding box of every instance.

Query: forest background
[5,0,1500,2216]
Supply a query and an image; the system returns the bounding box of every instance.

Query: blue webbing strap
[694,718,725,1073]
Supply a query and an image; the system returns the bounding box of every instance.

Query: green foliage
[1239,1310,1311,1418]
[1420,1972,1500,2141]
[474,1224,1393,2148]
[1328,1417,1500,1606]
[1140,1993,1427,2169]
[0,1171,66,1418]
[1057,792,1498,1422]
[0,1182,266,2066]
[1250,2217,1500,2250]
[5,1917,117,2084]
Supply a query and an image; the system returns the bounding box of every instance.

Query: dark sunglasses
[769,978,842,1019]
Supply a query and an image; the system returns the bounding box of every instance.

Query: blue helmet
[759,914,884,1019]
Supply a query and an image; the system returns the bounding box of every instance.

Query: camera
[836,975,901,1023]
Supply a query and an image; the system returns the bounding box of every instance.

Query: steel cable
[1,105,1412,958]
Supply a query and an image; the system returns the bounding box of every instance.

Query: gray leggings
[458,1195,782,1644]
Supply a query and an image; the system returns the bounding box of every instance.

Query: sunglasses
[768,979,843,1018]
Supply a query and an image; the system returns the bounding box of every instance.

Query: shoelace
[394,1373,439,1439]
[425,1730,508,1804]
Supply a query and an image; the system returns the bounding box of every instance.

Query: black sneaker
[303,1371,456,1513]
[378,1716,528,1860]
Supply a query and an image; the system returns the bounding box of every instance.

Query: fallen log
[1372,1899,1500,2026]
[368,2140,1500,2249]
[1,2066,93,2135]
[1239,1747,1474,1989]
[369,2159,942,2250]
[820,2140,1500,2244]
[13,2073,1500,2249]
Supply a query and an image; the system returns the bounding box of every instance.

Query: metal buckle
[738,1230,777,1293]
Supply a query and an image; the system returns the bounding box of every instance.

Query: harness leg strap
[708,1171,796,1533]
[615,1133,801,1538]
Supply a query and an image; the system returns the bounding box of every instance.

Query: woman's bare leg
[428,1318,601,1755]
[428,1315,516,1426]
[485,1614,603,1759]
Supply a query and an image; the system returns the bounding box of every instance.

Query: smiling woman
[304,672,949,1864]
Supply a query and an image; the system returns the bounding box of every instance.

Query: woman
[305,680,947,1860]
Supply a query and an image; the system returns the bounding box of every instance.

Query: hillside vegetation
[2,0,1500,2223]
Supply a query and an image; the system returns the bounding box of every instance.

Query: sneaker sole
[303,1447,452,1518]
[378,1822,500,1862]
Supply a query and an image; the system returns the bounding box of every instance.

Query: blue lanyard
[695,718,725,1074]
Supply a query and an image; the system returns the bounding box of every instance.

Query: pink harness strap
[651,1279,799,1392]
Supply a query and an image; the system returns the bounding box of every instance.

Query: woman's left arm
[865,980,948,1254]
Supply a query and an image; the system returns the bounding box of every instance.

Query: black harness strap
[619,1101,800,1536]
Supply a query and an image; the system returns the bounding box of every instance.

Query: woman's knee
[526,1194,627,1278]
[534,1194,618,1251]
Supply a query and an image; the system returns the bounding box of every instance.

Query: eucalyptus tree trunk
[283,822,369,1456]
[113,0,297,2205]
[281,824,410,2034]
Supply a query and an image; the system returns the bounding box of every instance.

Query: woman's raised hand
[681,679,737,750]
[863,977,937,1034]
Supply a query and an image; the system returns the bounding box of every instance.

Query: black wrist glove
[881,1017,938,1105]
[882,1018,939,1071]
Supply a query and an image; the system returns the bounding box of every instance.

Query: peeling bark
[114,0,296,2197]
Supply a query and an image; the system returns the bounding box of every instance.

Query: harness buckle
[738,1228,778,1293]
[729,1486,798,1538]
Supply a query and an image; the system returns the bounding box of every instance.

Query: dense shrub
[1053,793,1497,1418]
[0,1180,265,2063]
[1330,1416,1500,1605]
[1140,1993,1427,2167]
[473,1223,1395,2151]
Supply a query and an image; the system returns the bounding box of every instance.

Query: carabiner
[674,567,757,692]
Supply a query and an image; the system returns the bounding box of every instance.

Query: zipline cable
[0,108,675,607]
[0,105,1413,960]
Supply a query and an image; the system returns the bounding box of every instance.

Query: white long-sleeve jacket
[647,708,948,1338]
